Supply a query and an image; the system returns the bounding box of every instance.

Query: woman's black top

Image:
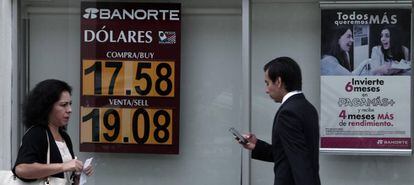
[12,125,74,182]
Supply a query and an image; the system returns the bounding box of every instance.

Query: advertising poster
[320,9,411,155]
[80,2,181,154]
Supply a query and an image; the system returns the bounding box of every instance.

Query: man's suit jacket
[252,93,320,185]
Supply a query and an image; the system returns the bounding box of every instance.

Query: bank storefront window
[19,0,242,184]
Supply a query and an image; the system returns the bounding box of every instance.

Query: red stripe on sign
[321,137,411,149]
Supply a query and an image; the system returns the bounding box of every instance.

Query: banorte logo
[83,8,99,19]
[377,140,384,145]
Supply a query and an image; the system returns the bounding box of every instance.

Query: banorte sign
[82,8,180,21]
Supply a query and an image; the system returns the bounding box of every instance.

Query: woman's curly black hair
[23,79,72,128]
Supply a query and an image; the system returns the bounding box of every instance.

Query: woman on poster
[369,26,411,75]
[321,25,369,75]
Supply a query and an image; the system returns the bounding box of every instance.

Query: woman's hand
[83,164,94,176]
[62,159,83,173]
[70,160,94,185]
[373,63,391,75]
[376,62,402,75]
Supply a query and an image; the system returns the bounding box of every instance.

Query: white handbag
[0,130,69,185]
[0,170,68,185]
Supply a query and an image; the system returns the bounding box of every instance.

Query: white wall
[250,2,321,184]
[0,0,13,170]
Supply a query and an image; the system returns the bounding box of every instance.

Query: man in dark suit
[241,57,320,185]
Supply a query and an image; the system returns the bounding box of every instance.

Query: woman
[370,26,410,75]
[321,25,355,75]
[13,79,93,184]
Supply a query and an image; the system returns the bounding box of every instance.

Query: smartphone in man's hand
[229,127,248,145]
